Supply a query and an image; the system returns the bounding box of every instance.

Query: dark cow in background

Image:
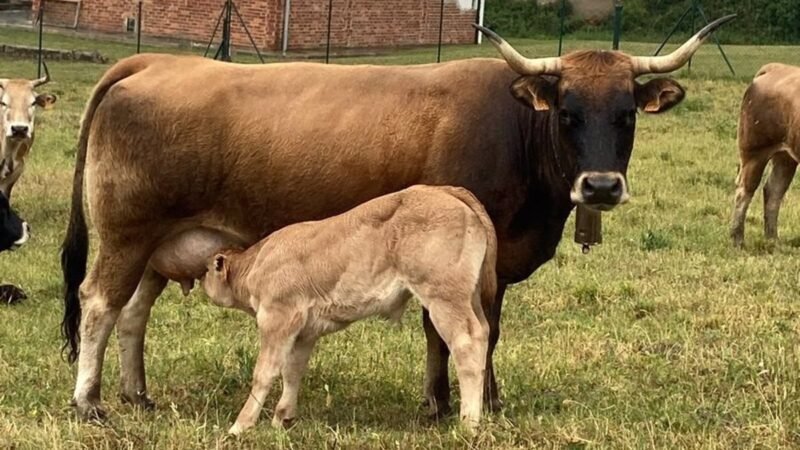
[0,190,28,305]
[0,192,27,253]
[732,63,800,246]
[61,16,734,421]
[0,62,57,198]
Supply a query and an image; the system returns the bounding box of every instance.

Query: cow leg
[271,337,316,428]
[732,150,772,247]
[229,305,302,435]
[483,283,506,412]
[427,294,489,430]
[117,266,167,409]
[72,245,150,421]
[763,151,797,240]
[422,309,452,419]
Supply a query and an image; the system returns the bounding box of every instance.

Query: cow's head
[0,192,28,252]
[0,62,57,177]
[477,15,734,211]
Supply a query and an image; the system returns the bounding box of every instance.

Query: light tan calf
[201,185,497,434]
[0,63,57,198]
[732,63,800,246]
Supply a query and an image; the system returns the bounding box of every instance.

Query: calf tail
[439,186,498,307]
[61,55,151,363]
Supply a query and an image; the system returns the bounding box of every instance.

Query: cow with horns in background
[60,16,735,422]
[0,62,57,198]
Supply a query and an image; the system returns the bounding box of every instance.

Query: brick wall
[37,0,80,28]
[287,0,477,49]
[32,0,476,51]
[33,0,281,49]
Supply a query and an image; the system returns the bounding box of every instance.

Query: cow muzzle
[570,172,630,211]
[7,123,31,140]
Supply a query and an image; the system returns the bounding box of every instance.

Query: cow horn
[631,14,736,75]
[32,60,50,87]
[473,24,562,76]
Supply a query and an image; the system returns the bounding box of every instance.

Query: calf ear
[34,93,57,109]
[635,78,685,114]
[213,254,228,279]
[511,76,557,112]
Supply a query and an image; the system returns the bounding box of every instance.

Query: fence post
[325,0,333,63]
[557,0,566,56]
[37,0,44,77]
[612,0,622,50]
[436,0,444,62]
[136,1,143,53]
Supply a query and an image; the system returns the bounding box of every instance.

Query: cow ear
[511,76,557,112]
[635,78,685,114]
[34,93,57,109]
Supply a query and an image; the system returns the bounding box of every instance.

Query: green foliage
[485,0,800,44]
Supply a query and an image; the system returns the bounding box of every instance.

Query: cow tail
[61,57,150,363]
[440,186,498,309]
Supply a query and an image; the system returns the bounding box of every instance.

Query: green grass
[2,27,800,449]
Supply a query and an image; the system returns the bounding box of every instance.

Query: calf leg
[422,309,452,419]
[117,267,167,409]
[763,151,797,240]
[483,284,506,412]
[72,245,151,420]
[732,149,774,247]
[229,305,304,435]
[272,338,315,428]
[427,298,489,430]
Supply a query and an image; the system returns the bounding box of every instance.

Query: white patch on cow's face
[1,87,37,140]
[570,171,630,211]
[11,221,29,250]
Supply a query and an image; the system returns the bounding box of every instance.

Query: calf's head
[0,193,28,252]
[477,15,734,211]
[202,253,237,309]
[0,62,57,177]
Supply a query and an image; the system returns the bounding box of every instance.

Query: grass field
[1,27,800,449]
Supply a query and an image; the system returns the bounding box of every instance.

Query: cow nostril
[581,178,596,196]
[11,126,28,136]
[610,178,623,197]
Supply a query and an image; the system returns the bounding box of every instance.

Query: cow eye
[616,110,636,127]
[559,110,580,127]
[0,102,6,108]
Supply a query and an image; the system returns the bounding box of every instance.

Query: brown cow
[200,185,496,433]
[0,62,57,198]
[61,16,734,421]
[731,63,800,246]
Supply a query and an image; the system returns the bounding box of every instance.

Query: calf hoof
[271,415,296,429]
[228,421,255,436]
[73,400,108,423]
[120,391,156,411]
[0,284,26,305]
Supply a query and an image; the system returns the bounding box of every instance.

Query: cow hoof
[121,392,156,411]
[420,399,453,421]
[0,284,26,305]
[485,397,503,413]
[74,402,108,423]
